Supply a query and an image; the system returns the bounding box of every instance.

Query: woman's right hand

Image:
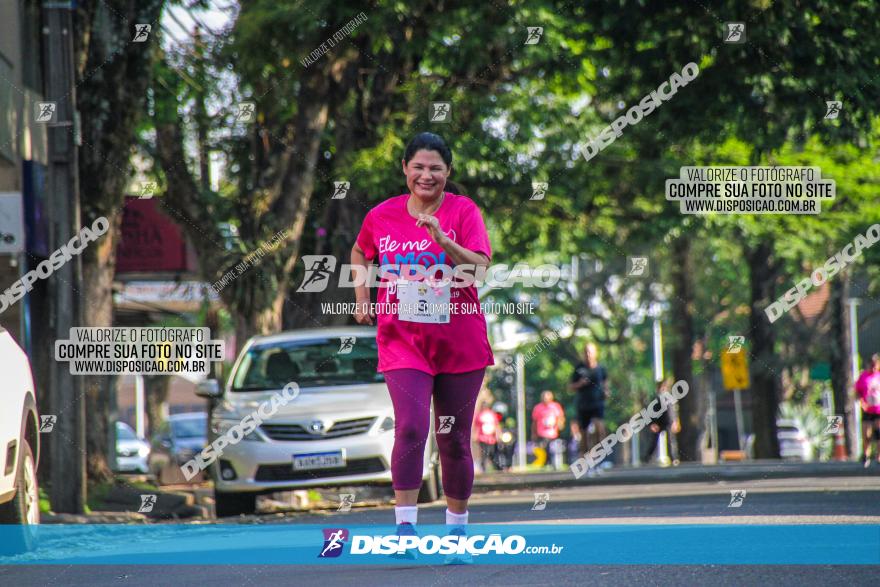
[353,298,374,325]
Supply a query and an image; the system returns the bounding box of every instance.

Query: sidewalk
[472,460,879,493]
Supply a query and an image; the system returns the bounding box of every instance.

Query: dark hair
[403,132,464,194]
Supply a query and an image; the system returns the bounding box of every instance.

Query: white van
[196,326,442,517]
[0,327,41,550]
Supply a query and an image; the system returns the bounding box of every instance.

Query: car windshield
[116,423,137,440]
[231,336,384,391]
[171,417,206,439]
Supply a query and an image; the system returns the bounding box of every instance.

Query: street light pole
[849,298,862,458]
[515,352,526,470]
[43,0,85,513]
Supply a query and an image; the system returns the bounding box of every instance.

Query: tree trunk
[81,213,122,482]
[144,375,171,437]
[287,196,365,328]
[747,241,781,459]
[73,0,165,487]
[829,269,855,456]
[670,235,704,461]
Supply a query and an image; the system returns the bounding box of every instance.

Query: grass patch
[86,477,160,511]
[38,487,51,515]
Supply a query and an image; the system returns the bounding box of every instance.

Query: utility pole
[42,0,85,513]
[515,352,526,470]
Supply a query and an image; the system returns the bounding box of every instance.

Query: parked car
[114,422,150,474]
[0,327,41,553]
[149,413,208,485]
[196,326,441,517]
[745,419,814,461]
[776,419,814,461]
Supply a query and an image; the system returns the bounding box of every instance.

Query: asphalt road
[2,476,878,586]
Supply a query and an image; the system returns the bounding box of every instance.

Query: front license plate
[293,451,346,471]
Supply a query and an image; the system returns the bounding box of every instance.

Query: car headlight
[212,419,264,442]
[138,445,150,458]
[379,416,394,432]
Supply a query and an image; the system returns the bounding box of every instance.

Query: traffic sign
[721,350,750,390]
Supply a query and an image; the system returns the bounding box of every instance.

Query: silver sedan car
[196,326,441,517]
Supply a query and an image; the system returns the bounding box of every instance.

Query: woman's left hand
[416,213,447,246]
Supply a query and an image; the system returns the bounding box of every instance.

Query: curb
[471,462,879,493]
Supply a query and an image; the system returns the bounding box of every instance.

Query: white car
[196,326,441,517]
[776,419,813,461]
[114,422,150,474]
[0,327,41,551]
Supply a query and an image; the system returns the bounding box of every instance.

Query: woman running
[351,132,494,543]
[855,353,880,467]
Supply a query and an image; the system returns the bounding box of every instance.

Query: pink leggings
[383,368,485,500]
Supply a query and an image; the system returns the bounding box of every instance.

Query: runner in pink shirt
[531,391,565,468]
[855,353,880,467]
[474,402,502,472]
[351,133,494,540]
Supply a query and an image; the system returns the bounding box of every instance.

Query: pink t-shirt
[532,401,564,439]
[356,192,495,375]
[475,409,501,444]
[855,370,880,414]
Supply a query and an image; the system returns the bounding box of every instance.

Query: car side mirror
[196,379,222,399]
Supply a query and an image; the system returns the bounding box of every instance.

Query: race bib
[396,279,450,324]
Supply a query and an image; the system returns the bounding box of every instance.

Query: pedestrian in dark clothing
[568,342,609,460]
[643,378,680,464]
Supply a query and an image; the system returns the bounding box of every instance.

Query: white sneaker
[444,527,473,565]
[390,523,419,560]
